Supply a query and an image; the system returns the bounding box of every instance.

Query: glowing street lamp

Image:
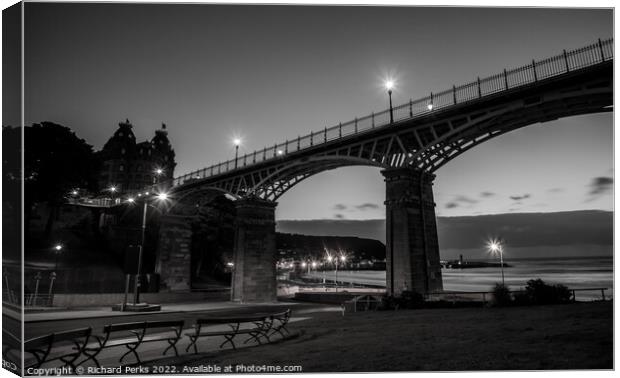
[127,192,169,307]
[385,80,395,124]
[53,244,63,271]
[487,238,506,285]
[48,244,63,305]
[233,138,241,168]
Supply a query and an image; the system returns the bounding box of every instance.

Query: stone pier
[156,214,194,292]
[231,198,277,303]
[383,167,443,295]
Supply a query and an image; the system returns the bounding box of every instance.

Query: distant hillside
[276,210,613,259]
[276,232,385,260]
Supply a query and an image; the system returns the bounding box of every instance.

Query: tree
[22,122,99,238]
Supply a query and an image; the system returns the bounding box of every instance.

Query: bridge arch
[153,41,612,300]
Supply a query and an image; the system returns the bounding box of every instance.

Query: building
[98,119,176,193]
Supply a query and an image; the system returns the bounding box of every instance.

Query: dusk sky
[21,4,613,220]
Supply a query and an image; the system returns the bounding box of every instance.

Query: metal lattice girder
[163,56,611,207]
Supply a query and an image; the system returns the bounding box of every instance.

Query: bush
[491,283,512,306]
[379,294,398,310]
[397,290,425,309]
[378,291,425,310]
[525,279,572,305]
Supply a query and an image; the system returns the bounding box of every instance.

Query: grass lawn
[152,301,612,372]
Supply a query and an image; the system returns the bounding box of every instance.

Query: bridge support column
[156,215,193,292]
[231,198,277,303]
[383,167,443,296]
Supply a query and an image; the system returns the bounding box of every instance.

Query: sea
[304,256,613,301]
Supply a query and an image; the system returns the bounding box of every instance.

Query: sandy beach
[148,301,612,372]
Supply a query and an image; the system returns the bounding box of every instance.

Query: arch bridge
[152,39,613,302]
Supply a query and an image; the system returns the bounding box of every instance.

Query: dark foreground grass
[150,301,612,372]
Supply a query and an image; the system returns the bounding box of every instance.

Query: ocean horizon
[304,256,613,301]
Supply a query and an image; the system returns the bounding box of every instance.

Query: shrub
[397,290,425,309]
[378,291,425,310]
[525,278,572,305]
[491,283,512,306]
[512,290,531,306]
[379,294,398,310]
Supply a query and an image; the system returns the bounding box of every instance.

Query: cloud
[480,191,495,198]
[356,203,380,211]
[333,213,345,219]
[509,194,531,201]
[445,194,478,209]
[588,176,613,196]
[333,204,347,211]
[455,195,478,204]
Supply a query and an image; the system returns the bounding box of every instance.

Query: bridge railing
[167,38,613,190]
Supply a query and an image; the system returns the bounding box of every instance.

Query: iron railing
[150,38,614,190]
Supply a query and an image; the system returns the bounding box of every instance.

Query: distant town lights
[155,168,163,175]
[427,103,434,110]
[109,186,117,192]
[127,198,135,203]
[277,150,284,155]
[156,193,168,201]
[54,244,63,251]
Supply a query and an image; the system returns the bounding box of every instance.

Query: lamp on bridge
[233,138,241,168]
[385,80,395,124]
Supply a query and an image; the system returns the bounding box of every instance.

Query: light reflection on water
[305,257,613,300]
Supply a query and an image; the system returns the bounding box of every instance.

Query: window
[119,165,124,172]
[121,148,126,155]
[119,132,124,137]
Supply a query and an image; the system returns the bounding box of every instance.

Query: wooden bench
[185,315,272,353]
[266,309,292,340]
[24,327,92,370]
[81,320,184,366]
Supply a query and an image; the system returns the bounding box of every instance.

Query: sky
[20,4,613,220]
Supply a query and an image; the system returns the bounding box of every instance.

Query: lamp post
[109,185,117,205]
[325,253,333,289]
[385,80,394,124]
[154,168,163,184]
[130,192,168,306]
[233,139,241,169]
[488,239,505,285]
